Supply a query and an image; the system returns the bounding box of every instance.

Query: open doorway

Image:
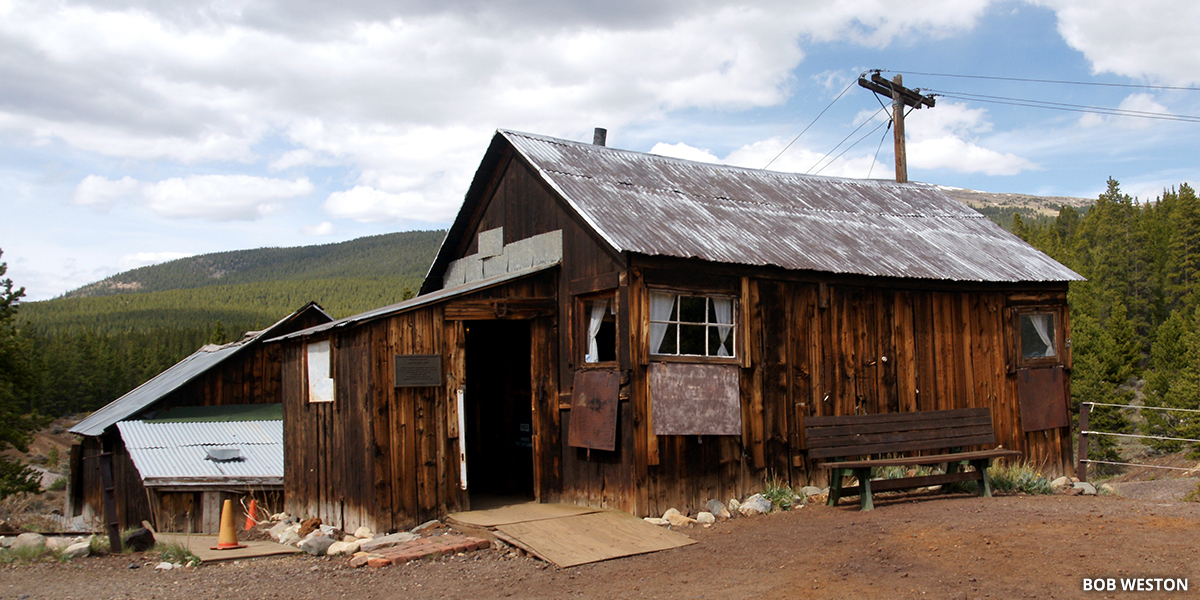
[464,320,534,508]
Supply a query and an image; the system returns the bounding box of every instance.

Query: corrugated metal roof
[71,303,332,437]
[269,261,557,342]
[500,130,1082,283]
[116,420,282,486]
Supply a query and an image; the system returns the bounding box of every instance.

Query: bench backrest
[805,408,998,460]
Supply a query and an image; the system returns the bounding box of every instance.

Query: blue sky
[3,0,1199,300]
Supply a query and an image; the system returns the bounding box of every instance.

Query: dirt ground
[2,489,1197,600]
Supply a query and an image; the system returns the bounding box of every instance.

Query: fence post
[1077,402,1090,483]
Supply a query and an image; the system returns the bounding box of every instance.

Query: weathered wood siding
[630,261,1072,517]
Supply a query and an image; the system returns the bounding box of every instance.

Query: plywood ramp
[447,503,696,568]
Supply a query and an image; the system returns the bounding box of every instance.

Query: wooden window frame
[647,288,739,365]
[575,291,619,369]
[1013,306,1064,369]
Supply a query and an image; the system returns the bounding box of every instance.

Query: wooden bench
[805,408,1021,511]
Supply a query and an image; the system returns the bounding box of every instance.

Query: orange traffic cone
[211,499,247,550]
[244,499,258,531]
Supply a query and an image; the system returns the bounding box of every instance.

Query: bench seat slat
[816,449,1022,470]
[809,433,1001,459]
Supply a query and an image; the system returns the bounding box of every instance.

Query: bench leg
[827,468,845,506]
[971,459,994,497]
[856,468,874,511]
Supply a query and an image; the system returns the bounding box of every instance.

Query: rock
[269,512,290,522]
[46,536,76,551]
[298,517,322,538]
[350,553,379,568]
[327,539,362,556]
[662,507,682,520]
[704,499,731,520]
[0,537,10,548]
[1073,481,1097,496]
[353,526,374,539]
[666,512,696,527]
[359,532,419,553]
[413,519,442,533]
[318,524,339,537]
[268,520,296,542]
[63,541,91,559]
[1099,483,1116,495]
[739,493,772,516]
[299,534,336,556]
[791,502,806,510]
[278,528,301,546]
[1050,476,1072,490]
[123,528,155,552]
[155,562,175,571]
[696,512,716,525]
[728,498,741,512]
[799,486,824,498]
[12,533,46,552]
[643,517,669,526]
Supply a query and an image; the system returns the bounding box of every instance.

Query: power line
[810,107,889,176]
[930,89,1200,123]
[895,70,1200,92]
[763,73,862,170]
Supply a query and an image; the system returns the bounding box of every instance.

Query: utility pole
[858,72,935,183]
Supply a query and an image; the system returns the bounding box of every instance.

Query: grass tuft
[154,540,200,566]
[988,462,1052,495]
[760,474,797,510]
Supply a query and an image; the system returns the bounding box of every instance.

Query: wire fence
[1078,401,1200,481]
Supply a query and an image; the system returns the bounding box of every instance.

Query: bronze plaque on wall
[1017,366,1068,432]
[394,355,443,388]
[567,369,620,451]
[650,363,741,436]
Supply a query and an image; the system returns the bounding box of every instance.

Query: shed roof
[70,302,331,437]
[116,418,282,487]
[431,130,1080,286]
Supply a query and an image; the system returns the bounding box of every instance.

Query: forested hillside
[1013,179,1200,463]
[11,230,444,419]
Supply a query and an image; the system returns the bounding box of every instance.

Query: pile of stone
[0,532,93,558]
[643,487,829,528]
[266,515,489,567]
[1050,476,1112,496]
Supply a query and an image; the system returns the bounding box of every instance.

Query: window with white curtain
[1019,313,1057,360]
[307,340,335,403]
[582,296,616,364]
[649,291,736,358]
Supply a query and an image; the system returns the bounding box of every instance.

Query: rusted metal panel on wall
[567,369,620,451]
[1017,366,1068,432]
[650,363,741,436]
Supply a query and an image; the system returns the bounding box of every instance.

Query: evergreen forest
[5,230,444,421]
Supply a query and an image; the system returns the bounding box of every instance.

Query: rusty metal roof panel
[503,130,1081,283]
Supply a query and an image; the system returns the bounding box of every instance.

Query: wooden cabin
[271,130,1082,533]
[67,302,331,531]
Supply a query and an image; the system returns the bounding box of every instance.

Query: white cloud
[117,251,194,271]
[649,142,720,163]
[141,175,314,220]
[1079,93,1169,130]
[302,221,335,236]
[71,175,140,208]
[323,186,453,223]
[71,174,314,220]
[1031,0,1200,85]
[905,103,1037,176]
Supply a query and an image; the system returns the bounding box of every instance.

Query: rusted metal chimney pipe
[593,128,607,146]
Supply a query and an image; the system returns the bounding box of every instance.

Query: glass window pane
[679,324,706,355]
[1020,313,1056,359]
[659,323,678,354]
[709,325,734,357]
[679,296,706,324]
